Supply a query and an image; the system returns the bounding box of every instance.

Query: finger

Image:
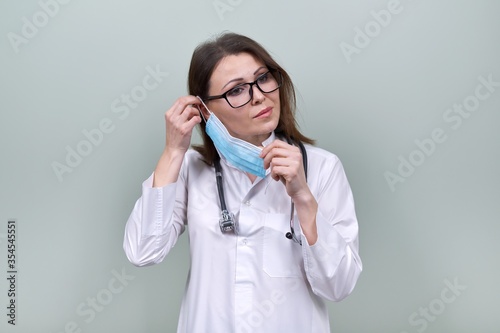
[269,164,292,182]
[167,106,200,133]
[261,140,300,161]
[263,147,301,169]
[268,157,293,168]
[260,140,290,157]
[186,113,202,128]
[262,147,292,163]
[178,105,201,123]
[176,112,201,136]
[168,96,202,117]
[270,158,301,179]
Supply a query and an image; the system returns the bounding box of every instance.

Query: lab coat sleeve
[301,155,362,302]
[123,162,188,267]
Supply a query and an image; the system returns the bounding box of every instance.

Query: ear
[195,96,211,121]
[198,103,211,121]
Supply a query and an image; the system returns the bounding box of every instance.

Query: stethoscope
[214,137,308,246]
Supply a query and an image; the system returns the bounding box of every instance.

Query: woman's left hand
[261,139,318,244]
[260,140,309,201]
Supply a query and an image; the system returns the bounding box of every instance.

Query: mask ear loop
[195,96,209,123]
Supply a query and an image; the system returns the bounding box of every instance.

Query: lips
[254,107,272,118]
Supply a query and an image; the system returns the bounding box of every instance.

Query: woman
[123,32,362,333]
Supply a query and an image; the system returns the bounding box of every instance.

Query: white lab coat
[123,134,362,332]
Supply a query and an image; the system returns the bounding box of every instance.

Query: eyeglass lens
[226,71,281,108]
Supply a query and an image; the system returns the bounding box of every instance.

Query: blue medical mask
[196,97,267,178]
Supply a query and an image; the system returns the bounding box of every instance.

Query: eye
[226,85,246,97]
[257,72,270,84]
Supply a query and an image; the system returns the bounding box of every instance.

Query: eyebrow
[221,66,268,90]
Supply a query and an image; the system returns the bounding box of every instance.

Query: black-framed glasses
[204,70,282,108]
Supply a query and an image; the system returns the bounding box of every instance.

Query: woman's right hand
[164,96,202,154]
[153,96,202,187]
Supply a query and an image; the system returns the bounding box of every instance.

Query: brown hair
[188,32,314,164]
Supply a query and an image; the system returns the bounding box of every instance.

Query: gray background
[1,0,499,332]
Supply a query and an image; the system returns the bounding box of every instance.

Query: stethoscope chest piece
[219,209,237,234]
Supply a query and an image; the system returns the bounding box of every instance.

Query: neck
[246,173,258,183]
[238,133,272,147]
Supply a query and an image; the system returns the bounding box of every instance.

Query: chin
[261,120,279,133]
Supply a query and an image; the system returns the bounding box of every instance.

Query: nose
[250,84,265,105]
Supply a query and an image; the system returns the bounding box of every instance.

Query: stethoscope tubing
[213,137,307,245]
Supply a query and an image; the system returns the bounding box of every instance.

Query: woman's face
[205,52,280,146]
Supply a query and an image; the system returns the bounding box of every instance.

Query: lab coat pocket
[263,213,303,278]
